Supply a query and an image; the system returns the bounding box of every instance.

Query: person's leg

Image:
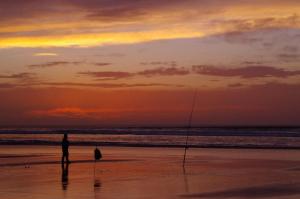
[62,150,67,163]
[66,151,70,163]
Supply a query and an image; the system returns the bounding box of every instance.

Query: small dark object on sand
[94,147,102,160]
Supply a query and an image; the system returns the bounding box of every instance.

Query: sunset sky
[0,0,300,126]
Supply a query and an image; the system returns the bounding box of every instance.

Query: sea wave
[0,133,300,149]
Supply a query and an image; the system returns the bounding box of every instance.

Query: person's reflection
[61,162,69,190]
[94,178,102,189]
[94,178,102,199]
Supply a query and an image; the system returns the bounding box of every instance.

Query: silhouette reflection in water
[94,178,102,189]
[94,167,102,198]
[94,175,102,199]
[61,162,69,190]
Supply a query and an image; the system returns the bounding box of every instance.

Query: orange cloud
[28,106,188,123]
[29,107,124,119]
[30,108,95,119]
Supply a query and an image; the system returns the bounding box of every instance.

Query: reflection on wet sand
[181,183,300,198]
[61,163,69,190]
[0,146,299,199]
[94,178,102,199]
[94,161,102,199]
[94,179,102,189]
[182,166,190,194]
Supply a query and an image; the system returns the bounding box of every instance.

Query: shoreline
[1,141,300,150]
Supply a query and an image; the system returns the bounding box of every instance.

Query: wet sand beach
[0,145,299,199]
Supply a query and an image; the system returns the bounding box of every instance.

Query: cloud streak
[29,107,151,120]
[0,81,181,89]
[217,14,300,34]
[33,53,58,57]
[0,72,34,79]
[30,107,108,119]
[28,61,112,68]
[78,71,133,80]
[79,65,300,80]
[192,65,300,78]
[140,61,177,67]
[28,61,83,68]
[277,53,300,62]
[93,62,112,66]
[137,67,190,77]
[79,67,190,80]
[43,82,176,88]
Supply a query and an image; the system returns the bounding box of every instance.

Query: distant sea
[0,127,300,149]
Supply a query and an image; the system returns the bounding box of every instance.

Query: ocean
[0,127,299,149]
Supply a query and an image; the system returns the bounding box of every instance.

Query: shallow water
[0,146,299,199]
[1,133,300,148]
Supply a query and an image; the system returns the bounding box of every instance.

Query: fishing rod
[182,89,198,167]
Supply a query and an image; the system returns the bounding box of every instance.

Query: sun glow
[0,29,202,48]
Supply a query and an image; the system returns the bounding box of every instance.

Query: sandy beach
[0,145,299,199]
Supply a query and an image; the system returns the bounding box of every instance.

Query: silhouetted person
[61,162,69,190]
[61,133,70,163]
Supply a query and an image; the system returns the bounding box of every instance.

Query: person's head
[63,133,68,140]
